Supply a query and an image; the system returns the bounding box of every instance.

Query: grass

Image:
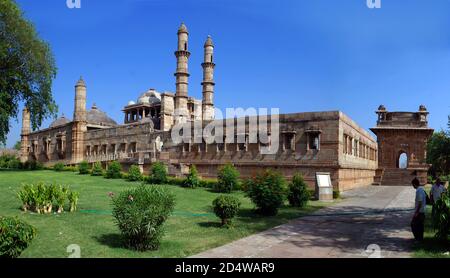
[412,194,450,258]
[0,170,329,258]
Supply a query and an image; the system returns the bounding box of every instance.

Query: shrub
[0,154,21,169]
[17,183,77,214]
[166,177,185,186]
[111,185,175,251]
[199,178,218,189]
[213,195,241,227]
[106,161,122,179]
[149,162,168,184]
[433,190,450,240]
[91,162,103,176]
[0,217,36,258]
[127,165,143,182]
[215,164,240,193]
[78,161,90,175]
[183,165,200,188]
[63,166,78,172]
[287,174,310,208]
[53,163,64,172]
[67,190,79,212]
[245,169,287,216]
[333,190,341,199]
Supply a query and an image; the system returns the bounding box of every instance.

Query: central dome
[137,89,161,105]
[87,104,118,127]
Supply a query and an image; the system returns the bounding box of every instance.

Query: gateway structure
[20,24,431,191]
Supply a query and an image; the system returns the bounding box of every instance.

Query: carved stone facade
[20,24,432,191]
[370,105,434,185]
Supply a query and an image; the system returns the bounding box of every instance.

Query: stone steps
[380,169,413,186]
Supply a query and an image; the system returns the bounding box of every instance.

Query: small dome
[137,89,161,105]
[419,105,427,112]
[49,115,71,128]
[128,100,136,106]
[76,76,86,87]
[378,105,386,111]
[178,23,188,34]
[204,35,214,47]
[87,104,117,127]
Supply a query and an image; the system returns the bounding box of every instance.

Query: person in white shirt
[431,178,447,217]
[411,177,426,241]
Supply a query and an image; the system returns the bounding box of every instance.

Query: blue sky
[6,0,450,147]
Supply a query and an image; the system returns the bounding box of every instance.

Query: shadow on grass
[94,233,125,249]
[197,221,223,228]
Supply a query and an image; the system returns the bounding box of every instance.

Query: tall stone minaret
[174,23,190,124]
[71,77,87,164]
[20,107,31,163]
[202,35,215,121]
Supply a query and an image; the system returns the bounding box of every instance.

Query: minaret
[73,77,87,122]
[71,77,87,164]
[174,23,190,124]
[202,35,215,121]
[20,107,31,163]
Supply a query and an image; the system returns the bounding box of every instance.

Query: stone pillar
[20,107,31,163]
[202,35,215,121]
[71,77,87,164]
[174,23,190,124]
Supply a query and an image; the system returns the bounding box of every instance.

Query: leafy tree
[13,140,21,150]
[215,163,240,193]
[0,0,58,144]
[427,131,450,177]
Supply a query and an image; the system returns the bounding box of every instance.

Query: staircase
[380,168,413,186]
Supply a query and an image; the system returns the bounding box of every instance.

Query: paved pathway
[192,186,416,258]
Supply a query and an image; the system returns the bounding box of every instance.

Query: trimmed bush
[53,163,64,172]
[78,161,90,175]
[213,195,241,227]
[199,178,218,189]
[111,185,175,251]
[166,177,185,186]
[0,154,21,169]
[106,161,122,179]
[245,169,287,216]
[287,174,310,208]
[333,190,341,199]
[183,165,200,188]
[148,162,168,184]
[0,217,36,258]
[127,165,143,182]
[215,163,240,193]
[91,162,103,176]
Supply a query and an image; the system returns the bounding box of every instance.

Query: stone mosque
[19,23,433,191]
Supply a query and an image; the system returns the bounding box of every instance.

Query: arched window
[398,152,408,169]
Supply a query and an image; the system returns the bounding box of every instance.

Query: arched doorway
[397,152,408,169]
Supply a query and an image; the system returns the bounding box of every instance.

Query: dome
[86,104,118,127]
[178,23,188,34]
[137,89,161,105]
[419,105,427,112]
[204,35,213,47]
[378,105,386,111]
[49,115,71,128]
[128,100,136,106]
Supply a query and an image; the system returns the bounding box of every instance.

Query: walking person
[411,177,426,242]
[431,178,447,217]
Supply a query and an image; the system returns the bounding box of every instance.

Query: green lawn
[412,206,450,258]
[0,170,329,258]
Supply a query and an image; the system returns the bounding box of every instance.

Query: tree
[13,140,20,151]
[427,131,450,177]
[0,0,58,144]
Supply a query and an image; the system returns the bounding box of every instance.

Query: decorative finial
[178,22,188,34]
[92,103,97,110]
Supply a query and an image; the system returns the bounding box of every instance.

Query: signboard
[315,172,333,201]
[316,173,332,188]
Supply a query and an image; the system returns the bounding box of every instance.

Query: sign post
[315,172,334,201]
